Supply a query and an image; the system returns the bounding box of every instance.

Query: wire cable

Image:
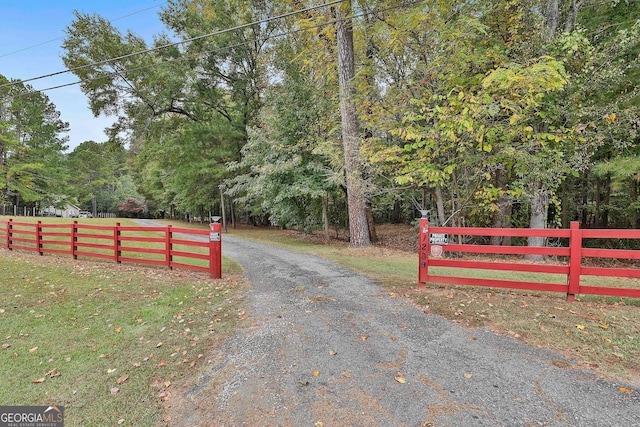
[4,0,427,98]
[0,0,345,90]
[0,2,168,59]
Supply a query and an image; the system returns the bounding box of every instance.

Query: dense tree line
[0,76,69,214]
[4,0,639,248]
[0,75,139,216]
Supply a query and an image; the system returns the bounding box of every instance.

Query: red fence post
[567,221,582,301]
[36,220,43,256]
[114,222,121,264]
[71,221,77,259]
[209,222,222,279]
[418,217,429,289]
[166,225,173,271]
[6,219,12,250]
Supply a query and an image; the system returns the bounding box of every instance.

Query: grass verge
[0,247,247,426]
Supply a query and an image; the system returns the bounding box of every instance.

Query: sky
[0,1,168,151]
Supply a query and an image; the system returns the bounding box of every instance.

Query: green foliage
[227,74,340,230]
[0,76,69,209]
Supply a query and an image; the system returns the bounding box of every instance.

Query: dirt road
[160,231,638,426]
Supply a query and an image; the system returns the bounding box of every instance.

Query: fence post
[6,219,12,250]
[166,225,173,271]
[36,220,43,256]
[209,221,222,279]
[567,221,582,301]
[114,222,121,264]
[71,221,77,259]
[418,217,429,289]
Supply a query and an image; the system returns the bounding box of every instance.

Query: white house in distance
[41,204,80,218]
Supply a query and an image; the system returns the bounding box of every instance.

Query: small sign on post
[429,233,449,245]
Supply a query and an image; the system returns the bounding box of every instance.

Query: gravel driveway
[151,228,639,426]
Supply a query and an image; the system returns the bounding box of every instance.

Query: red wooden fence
[0,219,222,279]
[419,219,640,300]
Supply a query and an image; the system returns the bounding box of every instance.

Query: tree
[0,75,69,212]
[66,140,126,215]
[227,65,339,232]
[337,1,370,247]
[62,0,275,219]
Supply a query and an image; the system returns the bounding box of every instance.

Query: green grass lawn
[0,217,245,426]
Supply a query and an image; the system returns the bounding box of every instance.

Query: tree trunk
[322,195,330,239]
[602,174,610,228]
[561,178,570,229]
[595,177,602,228]
[527,183,548,261]
[336,1,370,247]
[434,185,446,226]
[220,185,227,233]
[230,197,236,229]
[490,166,508,245]
[632,179,638,229]
[502,202,513,247]
[366,201,378,243]
[543,0,559,42]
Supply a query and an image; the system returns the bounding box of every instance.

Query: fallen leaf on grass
[110,387,120,395]
[575,324,585,330]
[2,343,10,349]
[156,360,167,368]
[32,377,46,384]
[29,347,38,353]
[117,374,129,385]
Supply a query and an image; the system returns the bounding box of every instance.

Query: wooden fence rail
[0,219,222,279]
[419,219,640,300]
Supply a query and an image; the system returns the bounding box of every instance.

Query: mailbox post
[209,218,222,279]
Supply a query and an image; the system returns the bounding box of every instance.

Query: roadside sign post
[209,219,222,279]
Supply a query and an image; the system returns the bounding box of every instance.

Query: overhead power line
[0,0,345,90]
[4,0,427,97]
[0,2,168,59]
